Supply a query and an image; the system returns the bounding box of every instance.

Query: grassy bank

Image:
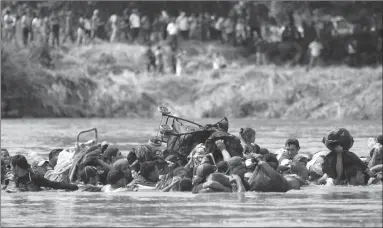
[1,41,382,120]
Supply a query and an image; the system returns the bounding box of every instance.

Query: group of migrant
[35,114,382,193]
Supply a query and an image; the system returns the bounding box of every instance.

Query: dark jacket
[322,151,368,182]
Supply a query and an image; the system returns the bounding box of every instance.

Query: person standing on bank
[129,9,141,43]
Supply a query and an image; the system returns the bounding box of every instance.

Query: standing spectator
[188,13,198,39]
[201,12,211,41]
[129,9,141,43]
[247,3,264,41]
[21,10,32,46]
[77,17,87,45]
[307,37,323,71]
[91,9,101,40]
[167,17,178,51]
[152,14,162,42]
[122,8,131,41]
[235,17,246,45]
[62,11,74,44]
[31,13,42,44]
[175,50,186,77]
[176,11,189,40]
[145,44,156,72]
[3,9,16,42]
[42,16,50,44]
[141,14,151,43]
[223,17,234,44]
[154,45,164,74]
[159,10,170,40]
[209,14,217,40]
[346,39,358,67]
[50,12,60,47]
[108,14,119,43]
[84,18,92,41]
[214,16,225,42]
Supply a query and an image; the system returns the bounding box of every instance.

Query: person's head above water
[113,159,133,183]
[1,149,11,166]
[102,145,123,164]
[11,155,30,177]
[226,156,246,179]
[48,148,63,168]
[216,161,228,173]
[285,138,300,159]
[31,157,52,176]
[80,166,100,185]
[264,154,279,170]
[376,135,383,146]
[107,168,127,187]
[178,177,193,191]
[239,128,256,144]
[193,163,216,186]
[139,161,159,182]
[344,166,367,186]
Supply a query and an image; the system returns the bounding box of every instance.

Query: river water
[1,118,382,227]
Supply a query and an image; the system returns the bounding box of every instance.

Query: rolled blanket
[44,147,76,183]
[69,143,99,183]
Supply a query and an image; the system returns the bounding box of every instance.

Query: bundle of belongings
[44,140,99,183]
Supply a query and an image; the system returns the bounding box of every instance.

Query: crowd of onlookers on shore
[1,115,382,194]
[2,2,382,74]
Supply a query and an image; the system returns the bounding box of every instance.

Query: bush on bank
[1,41,382,120]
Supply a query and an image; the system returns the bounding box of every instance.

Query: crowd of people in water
[1,117,382,193]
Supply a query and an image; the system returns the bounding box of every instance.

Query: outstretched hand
[215,140,226,151]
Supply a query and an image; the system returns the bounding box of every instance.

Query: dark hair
[239,128,256,143]
[178,178,192,191]
[216,161,228,173]
[11,155,30,170]
[127,150,137,165]
[103,146,120,161]
[107,168,125,185]
[253,144,261,154]
[344,166,369,184]
[80,166,97,184]
[285,138,300,148]
[258,147,269,155]
[48,149,63,160]
[139,161,156,179]
[376,135,383,145]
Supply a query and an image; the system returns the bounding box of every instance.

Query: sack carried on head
[322,127,354,151]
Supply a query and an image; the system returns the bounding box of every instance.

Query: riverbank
[1,41,382,120]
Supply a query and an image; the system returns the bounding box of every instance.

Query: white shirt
[3,14,15,29]
[176,16,189,31]
[32,17,42,30]
[309,41,323,57]
[167,22,178,35]
[129,13,140,28]
[110,14,117,24]
[109,14,118,30]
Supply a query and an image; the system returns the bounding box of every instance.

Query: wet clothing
[15,171,78,192]
[322,151,369,183]
[128,174,157,188]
